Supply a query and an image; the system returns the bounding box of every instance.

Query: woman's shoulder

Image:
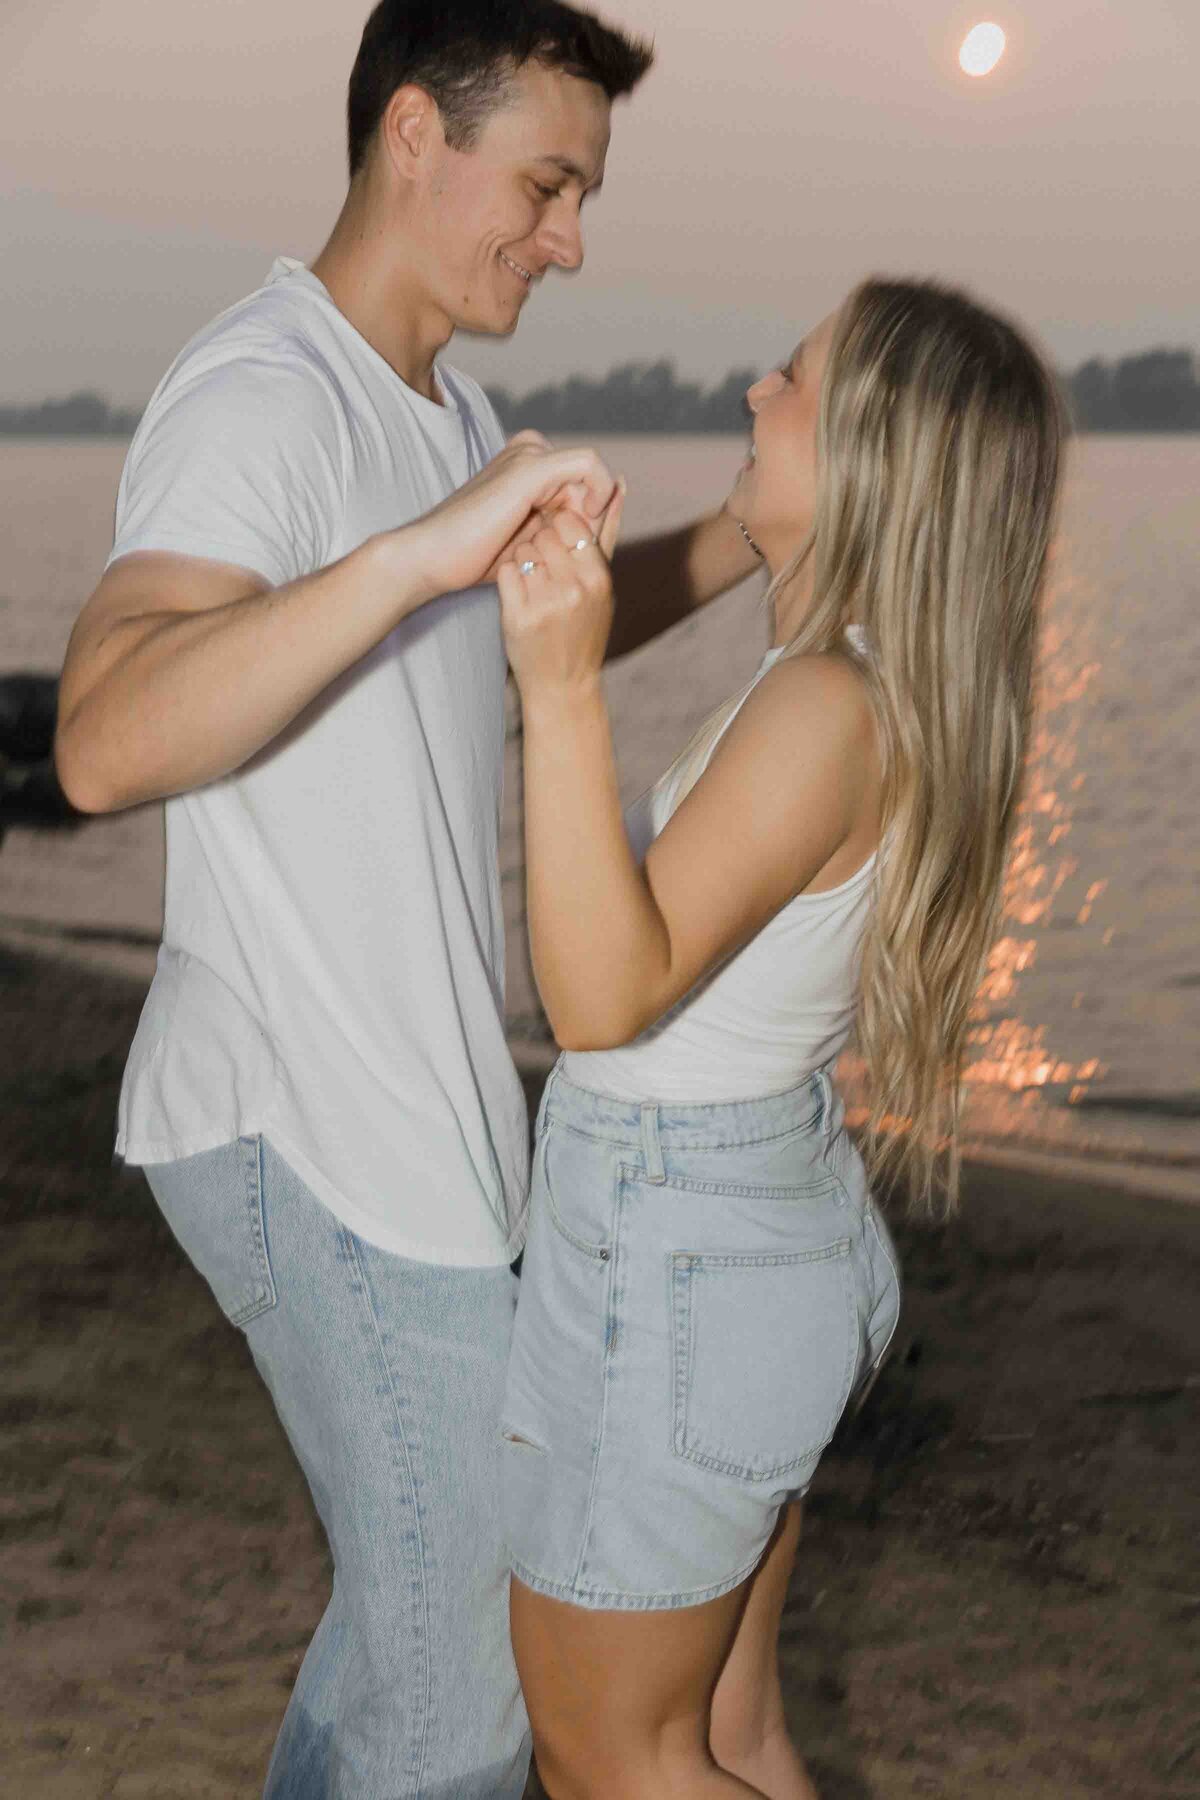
[681,647,879,852]
[733,647,877,760]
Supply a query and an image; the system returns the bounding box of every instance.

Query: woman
[495,277,1065,1798]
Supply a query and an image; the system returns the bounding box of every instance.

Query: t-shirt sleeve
[107,353,346,589]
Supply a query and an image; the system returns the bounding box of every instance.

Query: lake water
[1,435,1197,1193]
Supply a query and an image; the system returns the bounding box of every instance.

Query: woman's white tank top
[561,638,877,1103]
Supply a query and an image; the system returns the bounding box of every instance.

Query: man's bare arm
[55,537,428,813]
[56,435,617,814]
[604,505,761,663]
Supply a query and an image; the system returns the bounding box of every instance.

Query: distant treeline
[1064,351,1200,433]
[487,363,760,434]
[3,348,1198,437]
[492,349,1200,434]
[0,392,142,437]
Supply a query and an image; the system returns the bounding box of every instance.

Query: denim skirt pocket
[145,1134,278,1330]
[538,1121,616,1263]
[670,1236,858,1482]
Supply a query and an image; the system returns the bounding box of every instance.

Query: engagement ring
[518,559,538,575]
[570,536,594,553]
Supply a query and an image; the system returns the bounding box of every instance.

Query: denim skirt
[499,1059,901,1612]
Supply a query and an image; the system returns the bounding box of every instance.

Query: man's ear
[379,83,442,183]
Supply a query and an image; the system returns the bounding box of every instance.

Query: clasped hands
[497,455,625,700]
[408,428,624,696]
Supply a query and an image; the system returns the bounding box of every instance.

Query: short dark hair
[346,0,654,178]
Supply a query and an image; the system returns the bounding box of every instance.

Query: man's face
[418,61,611,337]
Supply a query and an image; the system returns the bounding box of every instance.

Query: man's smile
[499,250,535,285]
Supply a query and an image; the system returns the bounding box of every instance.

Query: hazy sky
[3,0,1197,405]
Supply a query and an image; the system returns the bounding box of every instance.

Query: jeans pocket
[670,1239,857,1482]
[145,1135,278,1329]
[538,1121,614,1263]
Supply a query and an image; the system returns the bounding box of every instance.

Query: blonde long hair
[664,278,1066,1214]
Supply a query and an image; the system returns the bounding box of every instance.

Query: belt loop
[640,1103,666,1183]
[815,1069,834,1136]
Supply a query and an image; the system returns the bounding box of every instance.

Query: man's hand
[404,432,618,602]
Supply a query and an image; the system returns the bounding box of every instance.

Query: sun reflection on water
[840,559,1122,1161]
[968,579,1106,1109]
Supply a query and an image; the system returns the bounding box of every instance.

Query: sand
[1,944,1198,1798]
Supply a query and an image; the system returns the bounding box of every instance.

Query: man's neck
[310,195,454,404]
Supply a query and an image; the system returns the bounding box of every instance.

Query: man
[56,3,761,1794]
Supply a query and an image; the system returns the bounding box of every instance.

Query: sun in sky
[959,21,1007,77]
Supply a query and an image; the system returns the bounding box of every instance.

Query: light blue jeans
[144,1135,532,1800]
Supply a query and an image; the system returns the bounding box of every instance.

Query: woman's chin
[726,492,758,531]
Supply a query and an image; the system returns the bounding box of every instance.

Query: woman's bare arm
[604,506,761,663]
[501,505,878,1054]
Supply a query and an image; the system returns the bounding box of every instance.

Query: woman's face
[727,306,839,571]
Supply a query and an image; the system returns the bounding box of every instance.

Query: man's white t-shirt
[108,257,529,1267]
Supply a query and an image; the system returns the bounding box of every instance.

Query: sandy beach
[2,942,1197,1798]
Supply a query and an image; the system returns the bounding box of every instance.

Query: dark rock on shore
[0,673,79,842]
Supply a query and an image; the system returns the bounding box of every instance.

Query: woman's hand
[403,431,617,604]
[497,484,626,697]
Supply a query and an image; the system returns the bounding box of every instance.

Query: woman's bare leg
[708,1503,819,1799]
[509,1570,770,1799]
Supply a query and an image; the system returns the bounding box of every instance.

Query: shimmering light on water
[966,580,1107,1103]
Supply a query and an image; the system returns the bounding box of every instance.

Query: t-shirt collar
[264,256,461,420]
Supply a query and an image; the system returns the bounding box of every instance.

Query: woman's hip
[500,1074,901,1606]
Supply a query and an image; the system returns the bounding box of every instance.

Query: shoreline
[5,916,1195,1212]
[3,431,1198,1215]
[3,428,1200,444]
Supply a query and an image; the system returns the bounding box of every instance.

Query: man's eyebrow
[536,154,604,191]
